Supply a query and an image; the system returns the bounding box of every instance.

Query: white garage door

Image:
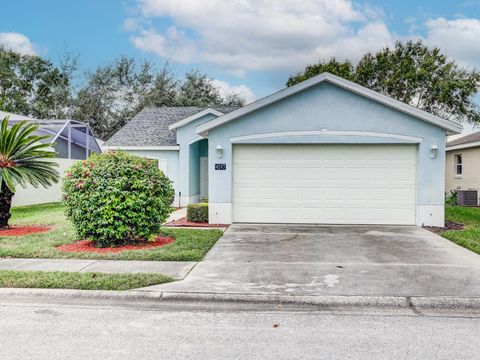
[232,144,416,224]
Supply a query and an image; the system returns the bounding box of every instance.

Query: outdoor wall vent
[457,190,479,206]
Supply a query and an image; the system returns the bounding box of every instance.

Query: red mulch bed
[423,220,464,234]
[56,236,174,253]
[164,217,228,228]
[0,225,51,236]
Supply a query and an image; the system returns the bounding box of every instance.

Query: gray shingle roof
[446,131,480,148]
[104,106,240,147]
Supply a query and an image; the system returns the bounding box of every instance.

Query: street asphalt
[0,298,479,359]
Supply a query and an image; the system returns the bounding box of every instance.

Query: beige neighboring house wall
[446,130,480,206]
[446,146,480,193]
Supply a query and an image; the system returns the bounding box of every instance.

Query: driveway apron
[143,224,480,297]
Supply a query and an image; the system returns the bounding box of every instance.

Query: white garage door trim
[232,144,417,225]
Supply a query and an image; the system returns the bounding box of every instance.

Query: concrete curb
[1,288,480,312]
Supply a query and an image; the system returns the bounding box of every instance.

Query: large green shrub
[187,203,208,223]
[62,151,174,247]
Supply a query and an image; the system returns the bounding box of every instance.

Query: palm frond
[0,117,60,192]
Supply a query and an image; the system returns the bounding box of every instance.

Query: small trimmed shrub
[62,151,174,247]
[446,190,458,206]
[187,203,208,223]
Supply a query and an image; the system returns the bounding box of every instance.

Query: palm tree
[0,117,59,228]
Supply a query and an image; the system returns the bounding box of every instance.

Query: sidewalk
[0,258,196,279]
[165,207,187,223]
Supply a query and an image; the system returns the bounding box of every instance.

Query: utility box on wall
[457,190,479,206]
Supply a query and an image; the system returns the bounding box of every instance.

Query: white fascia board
[446,141,480,151]
[168,108,224,130]
[102,145,180,151]
[195,72,463,136]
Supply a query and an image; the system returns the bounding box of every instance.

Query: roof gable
[196,73,462,136]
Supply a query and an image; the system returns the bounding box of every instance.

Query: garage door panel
[324,188,346,200]
[345,189,369,201]
[233,144,416,225]
[303,187,324,201]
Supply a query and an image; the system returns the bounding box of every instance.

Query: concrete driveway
[147,224,480,297]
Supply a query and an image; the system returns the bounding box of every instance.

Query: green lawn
[0,203,223,261]
[0,270,173,290]
[442,205,480,255]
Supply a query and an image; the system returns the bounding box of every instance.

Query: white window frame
[454,154,462,177]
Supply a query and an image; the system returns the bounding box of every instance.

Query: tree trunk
[0,182,13,229]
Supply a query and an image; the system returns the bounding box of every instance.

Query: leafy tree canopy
[0,49,246,140]
[0,46,74,119]
[71,59,245,140]
[287,40,480,124]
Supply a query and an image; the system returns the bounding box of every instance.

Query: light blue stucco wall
[199,139,208,157]
[189,141,200,195]
[121,149,180,199]
[189,139,208,195]
[206,82,446,208]
[176,114,217,201]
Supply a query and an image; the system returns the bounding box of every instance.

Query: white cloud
[0,32,37,56]
[130,0,394,74]
[424,17,480,68]
[122,18,140,31]
[210,79,256,104]
[130,1,480,77]
[131,26,197,63]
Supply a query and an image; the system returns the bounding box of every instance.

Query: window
[455,154,462,176]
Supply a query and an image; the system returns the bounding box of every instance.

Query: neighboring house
[105,72,461,226]
[0,111,101,206]
[445,131,480,204]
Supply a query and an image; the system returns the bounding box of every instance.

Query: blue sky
[1,0,480,103]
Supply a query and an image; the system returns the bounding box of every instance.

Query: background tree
[72,59,245,140]
[140,63,178,108]
[0,46,74,119]
[0,48,246,141]
[71,57,155,140]
[287,40,480,124]
[0,118,59,228]
[176,70,224,106]
[286,58,355,86]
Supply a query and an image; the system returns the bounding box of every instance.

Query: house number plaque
[215,163,227,170]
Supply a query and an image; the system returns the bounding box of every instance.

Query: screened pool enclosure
[8,119,101,160]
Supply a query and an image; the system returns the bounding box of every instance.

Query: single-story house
[0,111,101,206]
[104,72,462,226]
[445,131,480,204]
